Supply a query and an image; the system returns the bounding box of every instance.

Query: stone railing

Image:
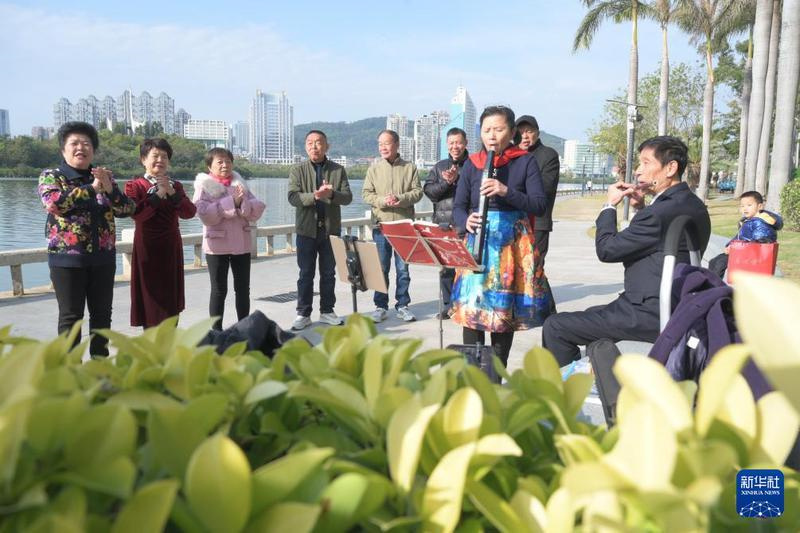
[0,210,432,297]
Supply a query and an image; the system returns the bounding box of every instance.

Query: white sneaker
[371,308,388,323]
[319,312,344,326]
[292,315,311,330]
[396,306,416,322]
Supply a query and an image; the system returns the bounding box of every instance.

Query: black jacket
[595,181,711,304]
[423,151,468,225]
[528,139,560,232]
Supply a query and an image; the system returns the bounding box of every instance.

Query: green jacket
[362,156,422,224]
[288,159,353,238]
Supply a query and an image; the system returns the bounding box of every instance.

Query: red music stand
[379,219,481,348]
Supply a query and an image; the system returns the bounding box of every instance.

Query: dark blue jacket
[452,152,547,234]
[731,210,783,243]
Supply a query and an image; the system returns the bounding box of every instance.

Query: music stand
[378,220,481,348]
[330,236,387,315]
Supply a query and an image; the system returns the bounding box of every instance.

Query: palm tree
[754,0,781,195]
[677,0,749,201]
[649,0,682,135]
[743,0,776,191]
[734,25,754,198]
[574,0,647,190]
[766,0,800,210]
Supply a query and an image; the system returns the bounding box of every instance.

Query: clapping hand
[155,174,173,197]
[441,165,458,184]
[383,194,399,207]
[314,180,333,201]
[91,167,113,194]
[233,183,245,207]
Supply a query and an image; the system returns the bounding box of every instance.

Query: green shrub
[781,177,800,231]
[0,273,798,532]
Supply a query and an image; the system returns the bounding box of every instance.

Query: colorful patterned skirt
[451,210,553,333]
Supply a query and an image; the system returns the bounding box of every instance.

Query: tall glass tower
[440,86,477,155]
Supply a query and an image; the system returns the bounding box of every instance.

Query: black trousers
[296,227,336,317]
[50,263,116,356]
[463,327,515,367]
[207,253,251,330]
[534,229,557,315]
[708,253,728,280]
[542,293,660,367]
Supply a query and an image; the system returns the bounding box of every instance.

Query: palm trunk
[698,40,714,202]
[658,24,670,135]
[755,0,781,195]
[767,0,800,211]
[624,0,639,200]
[745,0,775,191]
[735,28,754,198]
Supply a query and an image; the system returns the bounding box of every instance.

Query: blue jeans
[372,228,410,310]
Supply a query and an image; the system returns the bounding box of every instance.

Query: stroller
[588,215,771,426]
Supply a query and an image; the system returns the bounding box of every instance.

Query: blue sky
[1,1,714,140]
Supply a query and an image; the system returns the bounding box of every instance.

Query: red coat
[125,177,197,327]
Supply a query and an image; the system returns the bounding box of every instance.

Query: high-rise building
[53,98,72,129]
[249,90,294,164]
[74,95,101,128]
[31,126,54,140]
[174,108,191,138]
[184,119,230,149]
[563,140,611,176]
[0,109,9,136]
[440,86,477,156]
[136,91,154,124]
[414,110,450,168]
[100,96,117,129]
[155,92,175,134]
[232,121,250,155]
[386,113,410,137]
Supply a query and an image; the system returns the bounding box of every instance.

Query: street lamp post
[606,99,646,220]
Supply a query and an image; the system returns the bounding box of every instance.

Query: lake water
[0,177,581,292]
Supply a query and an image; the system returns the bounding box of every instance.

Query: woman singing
[451,105,554,367]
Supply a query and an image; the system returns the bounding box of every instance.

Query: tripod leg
[352,284,358,316]
[439,268,444,349]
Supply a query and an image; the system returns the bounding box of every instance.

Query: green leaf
[362,345,383,411]
[62,456,136,498]
[0,342,44,405]
[178,317,218,348]
[464,478,526,533]
[112,479,179,533]
[422,443,475,532]
[148,393,229,479]
[314,473,386,533]
[612,354,693,435]
[246,502,320,533]
[244,380,288,406]
[319,379,369,418]
[372,387,413,428]
[606,401,677,490]
[442,388,483,449]
[544,488,574,533]
[711,374,757,453]
[65,404,136,468]
[752,391,800,465]
[734,273,800,411]
[555,434,605,466]
[694,345,751,437]
[27,393,88,454]
[106,390,183,412]
[510,489,546,533]
[463,365,502,417]
[474,433,522,458]
[387,395,439,492]
[522,347,563,393]
[562,373,593,417]
[185,433,252,533]
[251,447,334,516]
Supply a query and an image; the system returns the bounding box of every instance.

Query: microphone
[472,149,495,264]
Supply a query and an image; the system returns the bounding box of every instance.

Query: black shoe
[435,311,451,320]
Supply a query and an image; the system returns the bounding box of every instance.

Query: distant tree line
[0,132,380,180]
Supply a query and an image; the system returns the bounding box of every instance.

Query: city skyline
[1,1,716,141]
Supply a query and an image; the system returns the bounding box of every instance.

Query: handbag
[446,343,500,383]
[726,241,779,282]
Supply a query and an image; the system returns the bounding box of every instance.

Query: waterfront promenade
[0,210,627,373]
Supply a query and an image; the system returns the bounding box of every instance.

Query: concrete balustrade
[0,209,432,297]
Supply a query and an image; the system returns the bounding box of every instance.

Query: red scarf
[211,173,232,187]
[469,145,528,169]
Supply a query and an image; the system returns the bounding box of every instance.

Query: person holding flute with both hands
[451,106,554,367]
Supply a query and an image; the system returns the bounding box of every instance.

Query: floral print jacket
[38,163,136,267]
